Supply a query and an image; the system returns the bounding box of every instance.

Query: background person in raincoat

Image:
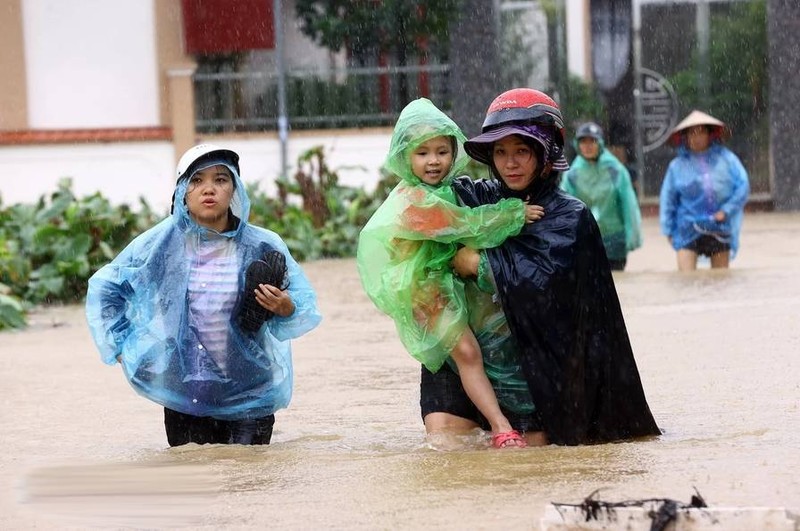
[561,122,642,271]
[86,144,321,446]
[423,88,661,446]
[357,98,543,448]
[659,110,750,271]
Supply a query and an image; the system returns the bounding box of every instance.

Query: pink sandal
[491,430,527,449]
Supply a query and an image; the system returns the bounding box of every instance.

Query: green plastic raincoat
[357,98,527,372]
[561,139,642,261]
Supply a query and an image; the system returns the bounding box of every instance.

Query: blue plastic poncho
[561,139,642,261]
[659,143,749,257]
[356,98,527,372]
[85,160,321,421]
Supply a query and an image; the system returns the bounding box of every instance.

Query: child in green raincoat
[357,98,541,448]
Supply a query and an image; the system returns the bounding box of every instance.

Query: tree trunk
[767,0,800,211]
[448,0,500,137]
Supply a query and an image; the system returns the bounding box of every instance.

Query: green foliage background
[0,149,394,331]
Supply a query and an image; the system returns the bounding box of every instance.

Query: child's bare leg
[450,329,522,446]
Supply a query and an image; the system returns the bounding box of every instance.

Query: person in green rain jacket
[561,122,642,270]
[357,98,542,448]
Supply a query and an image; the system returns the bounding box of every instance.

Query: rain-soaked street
[1,212,799,529]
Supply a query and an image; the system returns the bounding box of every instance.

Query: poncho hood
[383,98,469,188]
[171,158,251,238]
[572,133,607,155]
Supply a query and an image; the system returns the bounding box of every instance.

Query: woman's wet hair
[182,154,238,189]
[520,136,545,167]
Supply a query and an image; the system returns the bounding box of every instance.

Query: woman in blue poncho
[659,110,750,271]
[561,122,642,271]
[85,144,321,446]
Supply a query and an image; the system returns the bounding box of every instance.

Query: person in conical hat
[667,110,730,146]
[659,110,750,271]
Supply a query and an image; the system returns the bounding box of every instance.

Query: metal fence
[194,63,452,133]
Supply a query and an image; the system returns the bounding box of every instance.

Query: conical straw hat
[669,110,729,146]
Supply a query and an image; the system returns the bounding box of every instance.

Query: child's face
[185,164,234,232]
[410,136,454,186]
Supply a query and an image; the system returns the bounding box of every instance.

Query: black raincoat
[453,175,660,445]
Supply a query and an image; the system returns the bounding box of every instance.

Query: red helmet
[464,88,570,171]
[481,88,566,146]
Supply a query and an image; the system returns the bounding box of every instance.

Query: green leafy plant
[248,146,377,261]
[0,282,25,330]
[0,178,159,329]
[0,147,393,330]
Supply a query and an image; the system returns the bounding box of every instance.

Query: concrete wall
[21,0,160,129]
[0,130,392,214]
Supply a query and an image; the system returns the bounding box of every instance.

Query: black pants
[420,364,543,434]
[608,258,627,271]
[164,407,275,447]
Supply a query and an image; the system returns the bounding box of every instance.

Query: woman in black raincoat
[420,88,660,446]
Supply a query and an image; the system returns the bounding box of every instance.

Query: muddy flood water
[1,213,799,529]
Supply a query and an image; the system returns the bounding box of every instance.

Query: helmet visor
[482,105,564,131]
[464,124,570,171]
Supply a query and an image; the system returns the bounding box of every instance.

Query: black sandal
[238,250,288,333]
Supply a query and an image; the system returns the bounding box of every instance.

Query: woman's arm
[659,163,679,239]
[452,246,481,278]
[718,149,750,218]
[265,236,322,340]
[85,263,135,365]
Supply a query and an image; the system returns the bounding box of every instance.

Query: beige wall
[582,0,592,81]
[0,0,28,130]
[154,0,198,162]
[154,0,194,127]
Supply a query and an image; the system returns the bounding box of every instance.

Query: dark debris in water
[552,487,708,531]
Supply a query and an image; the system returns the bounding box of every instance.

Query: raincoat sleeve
[719,149,750,219]
[615,164,643,251]
[85,231,152,365]
[475,251,497,294]
[659,162,679,238]
[260,232,322,341]
[560,169,578,196]
[392,187,527,248]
